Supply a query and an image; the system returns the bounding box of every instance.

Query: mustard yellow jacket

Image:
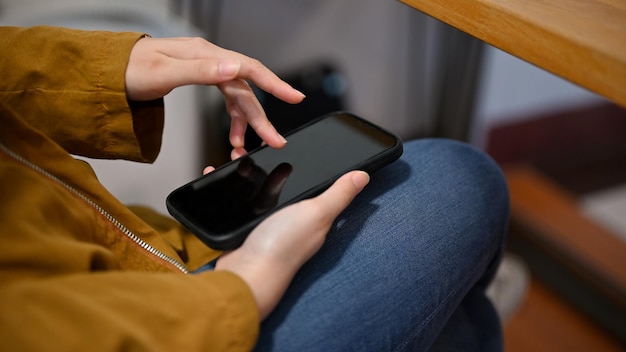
[0,26,259,351]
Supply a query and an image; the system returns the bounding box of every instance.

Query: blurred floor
[503,276,624,352]
[486,102,626,351]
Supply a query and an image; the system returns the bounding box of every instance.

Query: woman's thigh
[255,139,509,351]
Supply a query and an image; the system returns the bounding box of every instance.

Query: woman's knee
[401,138,509,245]
[402,138,509,212]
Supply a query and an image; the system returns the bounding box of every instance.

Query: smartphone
[166,112,403,250]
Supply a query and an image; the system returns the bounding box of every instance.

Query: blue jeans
[205,139,509,351]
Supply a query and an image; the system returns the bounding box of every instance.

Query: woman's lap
[255,138,509,351]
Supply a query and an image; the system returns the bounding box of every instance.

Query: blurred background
[1,0,624,350]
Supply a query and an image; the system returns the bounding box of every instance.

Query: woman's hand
[214,170,370,320]
[125,36,305,157]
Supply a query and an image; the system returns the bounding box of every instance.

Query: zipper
[0,142,189,274]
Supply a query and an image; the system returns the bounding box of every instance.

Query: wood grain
[399,0,626,107]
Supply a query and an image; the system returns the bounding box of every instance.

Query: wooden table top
[400,0,626,107]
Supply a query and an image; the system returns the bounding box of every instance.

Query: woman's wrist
[216,255,295,321]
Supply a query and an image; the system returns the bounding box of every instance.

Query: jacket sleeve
[0,268,259,352]
[0,26,163,162]
[0,26,260,351]
[0,162,260,351]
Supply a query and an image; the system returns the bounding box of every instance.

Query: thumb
[315,171,370,217]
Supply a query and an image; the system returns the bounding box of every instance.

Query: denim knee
[402,138,509,219]
[401,138,510,261]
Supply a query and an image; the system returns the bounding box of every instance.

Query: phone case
[166,112,403,250]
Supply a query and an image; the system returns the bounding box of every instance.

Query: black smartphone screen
[166,112,402,249]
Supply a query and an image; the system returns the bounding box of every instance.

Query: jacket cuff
[195,271,261,350]
[98,31,165,163]
[127,98,164,162]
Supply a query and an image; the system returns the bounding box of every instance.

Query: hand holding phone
[214,170,370,320]
[167,112,402,250]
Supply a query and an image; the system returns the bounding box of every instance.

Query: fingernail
[219,59,240,77]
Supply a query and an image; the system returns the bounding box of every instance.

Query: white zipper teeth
[0,142,189,274]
